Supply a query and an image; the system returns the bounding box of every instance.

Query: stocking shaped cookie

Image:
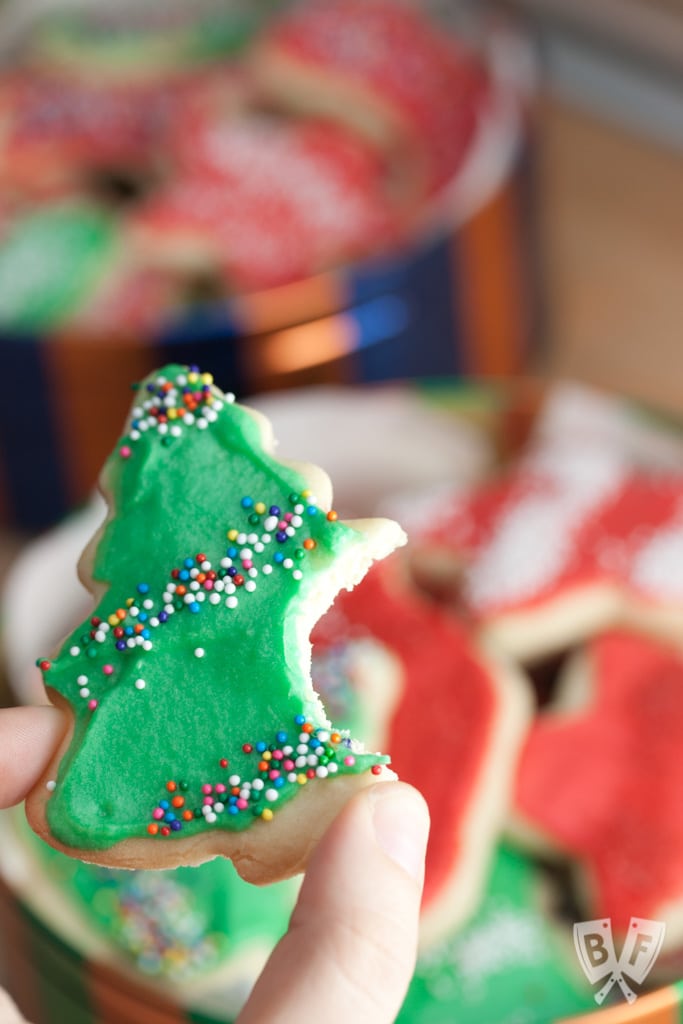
[26,364,404,882]
[312,555,532,945]
[512,629,683,949]
[413,449,631,662]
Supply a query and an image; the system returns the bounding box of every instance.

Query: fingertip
[366,781,430,884]
[238,779,429,1024]
[302,779,430,906]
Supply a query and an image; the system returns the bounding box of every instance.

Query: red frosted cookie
[128,118,401,291]
[512,629,683,949]
[598,476,683,642]
[0,73,169,199]
[250,0,487,196]
[312,555,532,945]
[164,67,259,178]
[413,450,631,663]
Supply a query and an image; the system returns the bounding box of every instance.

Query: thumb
[237,782,430,1024]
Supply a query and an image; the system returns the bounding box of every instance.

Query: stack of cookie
[378,381,683,1016]
[0,0,531,533]
[0,0,489,332]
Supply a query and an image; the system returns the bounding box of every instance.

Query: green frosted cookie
[0,205,119,332]
[12,805,295,982]
[400,844,595,1024]
[26,364,404,883]
[29,6,270,82]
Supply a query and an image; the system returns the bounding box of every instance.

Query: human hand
[0,708,429,1024]
[0,707,66,1024]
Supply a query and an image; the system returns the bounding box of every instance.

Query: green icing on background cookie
[41,364,389,852]
[399,845,595,1024]
[0,206,118,331]
[30,5,272,75]
[21,811,296,981]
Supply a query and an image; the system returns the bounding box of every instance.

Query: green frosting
[0,206,117,331]
[42,364,387,852]
[31,6,272,74]
[399,845,595,1024]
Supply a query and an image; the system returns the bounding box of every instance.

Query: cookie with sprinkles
[413,469,683,664]
[411,448,631,663]
[249,0,487,198]
[26,364,405,881]
[603,475,683,643]
[127,117,402,293]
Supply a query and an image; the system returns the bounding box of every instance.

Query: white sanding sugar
[629,521,683,600]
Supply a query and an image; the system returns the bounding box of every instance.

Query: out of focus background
[2,2,683,1023]
[0,0,680,540]
[507,0,683,407]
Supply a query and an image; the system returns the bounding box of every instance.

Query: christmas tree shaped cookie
[26,364,405,882]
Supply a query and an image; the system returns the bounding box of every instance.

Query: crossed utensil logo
[573,918,666,1004]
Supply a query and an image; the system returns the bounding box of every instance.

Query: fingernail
[369,784,429,883]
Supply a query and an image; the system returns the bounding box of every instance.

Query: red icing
[165,67,252,175]
[263,0,487,192]
[131,119,400,291]
[420,476,519,560]
[313,557,500,913]
[515,630,683,928]
[0,74,170,195]
[417,472,683,620]
[591,477,683,605]
[416,469,622,618]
